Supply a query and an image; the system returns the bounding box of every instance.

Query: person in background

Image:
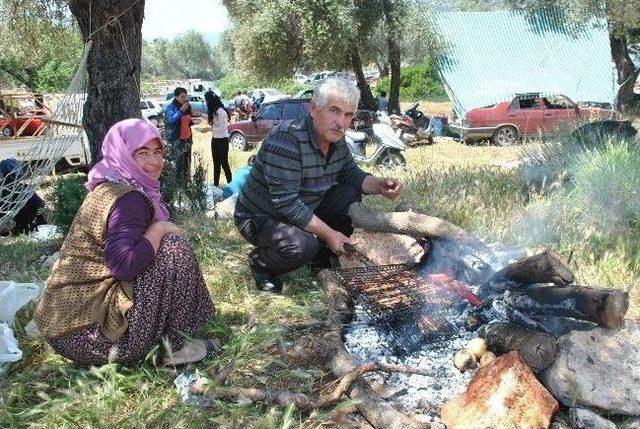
[0,158,47,236]
[164,87,194,185]
[206,91,232,187]
[36,118,218,367]
[253,92,265,111]
[233,91,244,110]
[377,91,389,112]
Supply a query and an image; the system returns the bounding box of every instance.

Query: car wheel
[148,116,159,127]
[230,132,248,151]
[377,150,406,171]
[1,126,14,137]
[492,126,518,146]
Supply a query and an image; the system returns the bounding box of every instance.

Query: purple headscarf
[86,118,170,221]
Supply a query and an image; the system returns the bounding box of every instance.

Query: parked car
[0,109,47,138]
[449,93,618,146]
[228,98,310,151]
[140,99,162,127]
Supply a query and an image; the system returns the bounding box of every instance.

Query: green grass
[1,136,639,428]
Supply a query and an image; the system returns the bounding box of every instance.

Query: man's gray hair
[311,78,360,110]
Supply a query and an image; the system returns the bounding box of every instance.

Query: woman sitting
[36,118,217,367]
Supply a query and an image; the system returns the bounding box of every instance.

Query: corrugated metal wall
[435,10,618,117]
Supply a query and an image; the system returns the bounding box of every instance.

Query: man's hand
[377,177,403,199]
[325,230,354,255]
[180,102,190,112]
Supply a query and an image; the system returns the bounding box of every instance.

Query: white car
[251,88,290,104]
[140,99,162,126]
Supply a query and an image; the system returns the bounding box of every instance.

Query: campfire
[321,202,637,429]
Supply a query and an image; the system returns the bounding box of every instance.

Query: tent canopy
[435,10,617,117]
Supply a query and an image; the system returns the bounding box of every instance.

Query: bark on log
[481,322,558,372]
[504,285,628,329]
[319,270,428,429]
[348,202,487,251]
[488,249,574,286]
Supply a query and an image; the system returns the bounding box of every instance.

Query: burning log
[481,322,559,372]
[348,202,489,252]
[487,249,574,286]
[504,284,628,329]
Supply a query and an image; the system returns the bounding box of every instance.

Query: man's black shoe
[250,262,283,293]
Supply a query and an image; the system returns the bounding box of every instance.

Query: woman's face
[176,92,188,105]
[133,138,164,179]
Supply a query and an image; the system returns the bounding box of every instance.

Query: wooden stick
[199,363,431,411]
[318,363,431,406]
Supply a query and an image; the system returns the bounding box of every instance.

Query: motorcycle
[389,102,434,145]
[345,111,407,171]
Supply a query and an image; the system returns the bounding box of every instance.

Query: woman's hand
[144,221,182,252]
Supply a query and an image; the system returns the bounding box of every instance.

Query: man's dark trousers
[238,183,361,275]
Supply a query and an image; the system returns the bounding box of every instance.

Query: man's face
[309,97,355,145]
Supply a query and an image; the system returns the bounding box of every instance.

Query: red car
[0,109,47,138]
[449,93,617,145]
[228,98,310,151]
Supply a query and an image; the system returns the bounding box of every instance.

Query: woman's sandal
[162,338,221,367]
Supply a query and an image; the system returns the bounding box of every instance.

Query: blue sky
[142,0,230,41]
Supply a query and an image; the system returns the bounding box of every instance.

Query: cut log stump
[481,322,559,372]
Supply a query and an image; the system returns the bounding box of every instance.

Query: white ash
[343,302,477,417]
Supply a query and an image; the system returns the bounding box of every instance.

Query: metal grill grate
[332,264,466,353]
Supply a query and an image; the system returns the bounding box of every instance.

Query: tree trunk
[68,0,145,164]
[382,0,401,114]
[609,32,640,116]
[348,202,490,253]
[349,47,377,111]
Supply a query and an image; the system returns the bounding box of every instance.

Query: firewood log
[504,284,628,329]
[481,322,558,372]
[487,249,574,286]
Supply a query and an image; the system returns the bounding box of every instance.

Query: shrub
[47,174,87,234]
[160,146,208,215]
[375,61,448,102]
[217,74,258,99]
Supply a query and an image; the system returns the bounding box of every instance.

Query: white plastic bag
[0,281,43,326]
[0,323,22,363]
[215,194,238,219]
